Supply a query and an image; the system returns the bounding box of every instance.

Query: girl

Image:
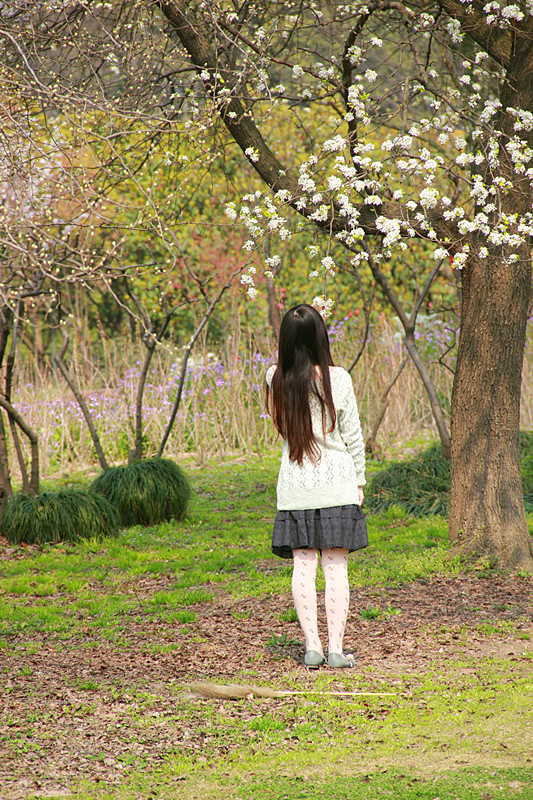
[266,304,367,669]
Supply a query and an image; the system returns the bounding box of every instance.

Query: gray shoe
[304,650,325,669]
[327,652,355,668]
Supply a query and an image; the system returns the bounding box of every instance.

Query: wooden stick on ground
[187,682,397,700]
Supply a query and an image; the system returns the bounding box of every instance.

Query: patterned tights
[291,547,350,656]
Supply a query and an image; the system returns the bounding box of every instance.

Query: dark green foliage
[367,434,533,517]
[90,458,191,527]
[367,444,451,517]
[0,489,119,545]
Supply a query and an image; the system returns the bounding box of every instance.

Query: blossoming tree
[155,0,533,568]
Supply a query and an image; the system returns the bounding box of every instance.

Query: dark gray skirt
[272,504,368,559]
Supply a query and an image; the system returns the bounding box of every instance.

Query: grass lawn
[1,453,532,800]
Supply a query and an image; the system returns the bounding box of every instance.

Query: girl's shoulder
[330,366,354,392]
[330,365,350,381]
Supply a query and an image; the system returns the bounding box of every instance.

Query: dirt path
[1,574,532,799]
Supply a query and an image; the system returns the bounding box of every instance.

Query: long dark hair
[267,304,336,465]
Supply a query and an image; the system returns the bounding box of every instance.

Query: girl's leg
[321,548,350,655]
[291,548,323,654]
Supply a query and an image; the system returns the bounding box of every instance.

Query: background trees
[1,1,532,567]
[156,0,533,568]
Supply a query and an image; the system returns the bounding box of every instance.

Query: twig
[53,337,110,471]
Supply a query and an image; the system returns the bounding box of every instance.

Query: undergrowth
[90,458,191,527]
[367,433,533,517]
[0,488,119,545]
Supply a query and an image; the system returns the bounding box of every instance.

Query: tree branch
[434,0,513,68]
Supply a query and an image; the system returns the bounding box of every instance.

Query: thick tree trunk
[450,251,533,569]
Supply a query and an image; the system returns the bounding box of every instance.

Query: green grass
[1,454,532,800]
[24,653,531,800]
[0,457,463,638]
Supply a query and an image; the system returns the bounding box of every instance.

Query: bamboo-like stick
[187,682,397,700]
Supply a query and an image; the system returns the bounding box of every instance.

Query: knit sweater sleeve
[336,369,366,486]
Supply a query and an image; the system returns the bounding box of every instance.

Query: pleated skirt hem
[272,504,368,560]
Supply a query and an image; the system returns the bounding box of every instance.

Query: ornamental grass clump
[367,444,451,517]
[367,434,533,518]
[90,458,191,527]
[0,488,119,545]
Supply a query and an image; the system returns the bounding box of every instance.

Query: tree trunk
[449,251,533,569]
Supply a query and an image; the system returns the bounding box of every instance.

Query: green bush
[367,433,533,517]
[0,489,119,545]
[90,458,191,527]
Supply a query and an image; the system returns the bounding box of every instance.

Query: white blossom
[455,153,475,166]
[500,3,524,21]
[510,108,533,132]
[420,187,439,208]
[310,205,329,222]
[323,135,346,152]
[480,99,502,122]
[376,216,401,247]
[312,295,335,319]
[328,175,343,191]
[451,247,469,270]
[446,18,463,42]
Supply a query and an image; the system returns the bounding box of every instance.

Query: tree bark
[449,25,533,569]
[450,252,533,569]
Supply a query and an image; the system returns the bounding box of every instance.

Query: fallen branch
[187,682,397,700]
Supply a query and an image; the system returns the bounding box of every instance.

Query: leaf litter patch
[0,574,532,799]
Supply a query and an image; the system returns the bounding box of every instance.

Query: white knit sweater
[266,365,366,511]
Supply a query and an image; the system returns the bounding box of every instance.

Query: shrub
[90,458,191,527]
[1,489,119,545]
[367,433,533,518]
